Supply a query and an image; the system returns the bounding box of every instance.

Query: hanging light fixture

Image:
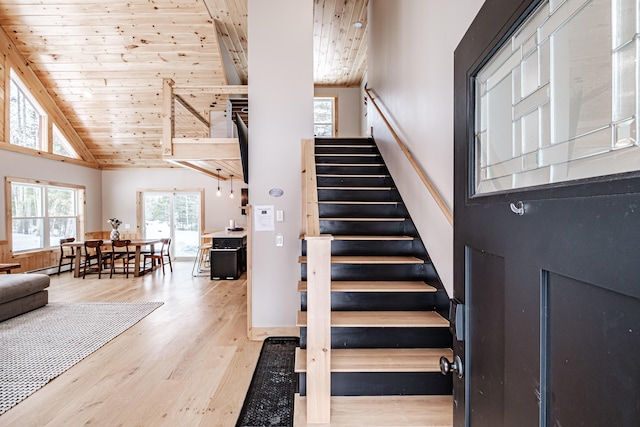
[229,174,234,199]
[216,168,222,197]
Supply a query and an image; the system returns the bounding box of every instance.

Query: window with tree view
[314,96,336,137]
[10,180,82,252]
[10,71,45,150]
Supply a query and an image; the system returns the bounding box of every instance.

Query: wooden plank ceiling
[0,0,367,178]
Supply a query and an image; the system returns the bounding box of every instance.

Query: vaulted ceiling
[0,0,368,177]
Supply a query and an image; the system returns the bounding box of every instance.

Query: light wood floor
[0,262,263,427]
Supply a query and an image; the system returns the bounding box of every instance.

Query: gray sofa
[0,273,50,322]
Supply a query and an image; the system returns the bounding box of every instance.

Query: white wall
[368,0,484,295]
[314,86,364,137]
[0,151,102,240]
[102,168,247,235]
[248,0,313,328]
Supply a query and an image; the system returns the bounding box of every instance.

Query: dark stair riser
[300,291,442,311]
[315,155,383,164]
[315,146,379,155]
[301,239,415,256]
[301,263,429,282]
[317,176,394,187]
[299,327,452,349]
[318,203,408,218]
[298,372,452,396]
[315,138,374,146]
[316,165,389,175]
[320,219,407,235]
[317,189,402,202]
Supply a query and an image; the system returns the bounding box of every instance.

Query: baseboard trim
[249,327,299,341]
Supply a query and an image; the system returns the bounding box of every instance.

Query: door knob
[440,355,464,378]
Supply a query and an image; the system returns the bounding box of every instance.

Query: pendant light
[229,174,234,198]
[216,168,221,197]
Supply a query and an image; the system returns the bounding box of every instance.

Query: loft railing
[364,87,454,225]
[161,78,247,180]
[301,138,332,424]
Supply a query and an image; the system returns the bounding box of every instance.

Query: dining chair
[143,238,173,275]
[82,240,111,279]
[58,237,76,274]
[192,230,218,276]
[110,239,136,278]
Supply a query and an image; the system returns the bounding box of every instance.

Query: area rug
[0,301,163,415]
[236,336,299,427]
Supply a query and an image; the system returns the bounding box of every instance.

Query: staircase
[294,137,453,425]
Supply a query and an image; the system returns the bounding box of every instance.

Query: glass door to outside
[142,191,201,259]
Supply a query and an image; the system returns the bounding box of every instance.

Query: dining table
[62,238,162,278]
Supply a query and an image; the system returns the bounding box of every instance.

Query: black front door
[453,0,640,425]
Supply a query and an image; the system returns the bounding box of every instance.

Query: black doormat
[236,336,300,427]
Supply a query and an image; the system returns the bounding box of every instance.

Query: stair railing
[364,87,454,225]
[301,138,333,424]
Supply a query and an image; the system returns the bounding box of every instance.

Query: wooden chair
[192,230,218,276]
[82,240,111,279]
[143,238,173,275]
[58,237,76,274]
[110,239,136,278]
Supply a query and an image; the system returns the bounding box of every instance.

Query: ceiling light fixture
[216,168,221,197]
[353,21,363,29]
[229,174,234,199]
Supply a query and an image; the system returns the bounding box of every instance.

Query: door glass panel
[474,0,640,195]
[173,193,200,257]
[144,194,171,240]
[143,192,201,258]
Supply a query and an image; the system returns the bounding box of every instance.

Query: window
[9,71,46,150]
[314,96,337,137]
[7,69,78,159]
[474,0,640,195]
[9,178,84,252]
[53,125,77,158]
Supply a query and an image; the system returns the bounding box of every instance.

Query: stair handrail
[301,138,332,423]
[364,87,454,225]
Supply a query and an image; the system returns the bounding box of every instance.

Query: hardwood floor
[0,262,262,427]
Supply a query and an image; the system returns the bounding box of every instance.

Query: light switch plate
[276,233,284,247]
[276,210,284,222]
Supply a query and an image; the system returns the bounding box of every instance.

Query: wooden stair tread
[331,235,414,240]
[298,255,424,265]
[296,311,449,328]
[320,217,406,221]
[293,394,453,426]
[297,280,437,293]
[295,348,453,373]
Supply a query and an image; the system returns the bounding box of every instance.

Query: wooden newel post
[305,235,333,424]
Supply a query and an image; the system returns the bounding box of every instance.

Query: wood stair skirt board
[296,311,449,328]
[293,394,453,427]
[295,348,453,373]
[297,280,437,293]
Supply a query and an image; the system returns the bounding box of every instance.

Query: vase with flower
[107,218,122,241]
